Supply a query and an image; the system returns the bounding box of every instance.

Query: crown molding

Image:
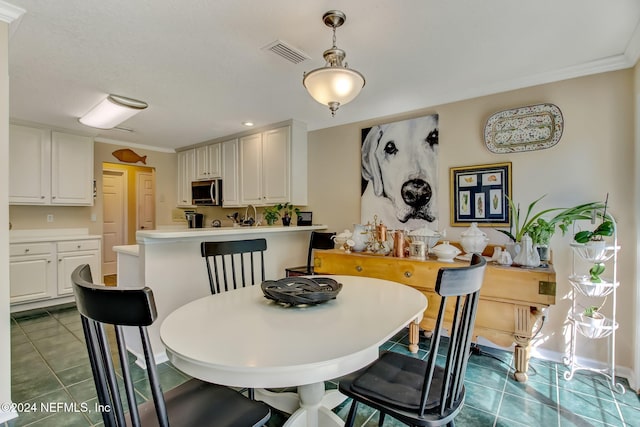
[0,1,24,23]
[423,53,634,111]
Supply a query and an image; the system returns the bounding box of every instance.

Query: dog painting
[361,115,439,230]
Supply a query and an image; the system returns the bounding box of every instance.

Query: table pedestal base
[255,383,347,427]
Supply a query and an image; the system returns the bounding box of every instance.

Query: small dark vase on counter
[282,213,291,226]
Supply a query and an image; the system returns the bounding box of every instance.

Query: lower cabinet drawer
[57,239,100,252]
[10,243,53,257]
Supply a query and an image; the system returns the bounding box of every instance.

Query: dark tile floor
[4,304,639,426]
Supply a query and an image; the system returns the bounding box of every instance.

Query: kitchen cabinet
[56,239,101,295]
[51,131,94,205]
[221,139,241,206]
[10,236,102,310]
[9,125,94,206]
[177,148,196,206]
[239,123,307,206]
[9,243,55,304]
[239,133,263,205]
[195,143,221,180]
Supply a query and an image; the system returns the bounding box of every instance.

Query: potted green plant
[527,218,554,261]
[262,205,281,226]
[498,195,605,259]
[581,305,605,329]
[276,203,300,226]
[571,194,614,261]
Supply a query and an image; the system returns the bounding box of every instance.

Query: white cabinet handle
[24,249,29,253]
[41,196,45,199]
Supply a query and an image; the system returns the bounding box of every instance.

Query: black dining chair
[201,238,267,295]
[71,264,271,427]
[338,254,487,427]
[284,231,336,277]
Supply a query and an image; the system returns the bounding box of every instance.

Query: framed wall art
[361,114,439,230]
[450,162,511,227]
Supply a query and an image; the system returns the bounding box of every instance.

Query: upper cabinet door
[51,132,94,205]
[239,133,263,205]
[207,143,221,178]
[9,125,51,204]
[177,149,196,206]
[195,143,221,180]
[221,139,240,207]
[262,127,290,204]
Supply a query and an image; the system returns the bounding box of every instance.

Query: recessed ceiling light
[242,121,254,127]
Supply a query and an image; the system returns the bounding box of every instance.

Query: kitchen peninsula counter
[135,224,326,242]
[116,225,327,364]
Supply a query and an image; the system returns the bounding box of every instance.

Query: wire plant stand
[563,211,625,394]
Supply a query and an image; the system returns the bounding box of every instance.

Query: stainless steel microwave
[191,179,222,206]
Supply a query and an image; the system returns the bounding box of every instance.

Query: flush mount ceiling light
[79,94,148,129]
[303,10,365,117]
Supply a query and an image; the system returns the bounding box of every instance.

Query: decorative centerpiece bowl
[261,277,342,306]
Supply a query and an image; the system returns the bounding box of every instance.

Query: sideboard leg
[513,337,530,382]
[408,321,420,353]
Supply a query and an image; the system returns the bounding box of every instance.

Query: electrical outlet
[47,214,54,222]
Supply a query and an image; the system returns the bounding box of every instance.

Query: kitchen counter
[118,224,329,365]
[136,224,327,242]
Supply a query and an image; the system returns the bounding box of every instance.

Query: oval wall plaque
[484,103,563,153]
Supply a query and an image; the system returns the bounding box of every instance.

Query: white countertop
[113,245,139,256]
[136,224,327,242]
[10,228,102,243]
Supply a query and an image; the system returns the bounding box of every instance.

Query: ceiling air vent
[263,40,310,64]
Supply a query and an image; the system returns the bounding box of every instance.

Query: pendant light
[303,10,365,117]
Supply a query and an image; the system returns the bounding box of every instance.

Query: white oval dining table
[160,275,427,427]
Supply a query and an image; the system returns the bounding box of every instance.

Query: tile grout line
[15,307,96,426]
[41,307,97,427]
[491,357,513,427]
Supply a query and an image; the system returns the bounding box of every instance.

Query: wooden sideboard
[313,249,556,382]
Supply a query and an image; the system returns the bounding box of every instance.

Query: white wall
[308,69,637,378]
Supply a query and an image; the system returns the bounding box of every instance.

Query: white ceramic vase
[513,235,540,267]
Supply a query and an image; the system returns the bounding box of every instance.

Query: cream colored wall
[0,21,12,417]
[308,70,636,370]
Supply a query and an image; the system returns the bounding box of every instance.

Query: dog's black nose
[401,179,432,207]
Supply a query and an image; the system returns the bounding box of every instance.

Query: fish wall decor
[112,149,147,164]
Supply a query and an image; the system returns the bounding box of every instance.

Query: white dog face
[362,115,439,224]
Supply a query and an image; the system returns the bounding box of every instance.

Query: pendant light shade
[303,10,365,117]
[79,94,148,129]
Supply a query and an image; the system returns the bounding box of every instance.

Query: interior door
[137,171,155,231]
[102,169,126,276]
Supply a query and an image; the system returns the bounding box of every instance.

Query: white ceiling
[6,0,640,151]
